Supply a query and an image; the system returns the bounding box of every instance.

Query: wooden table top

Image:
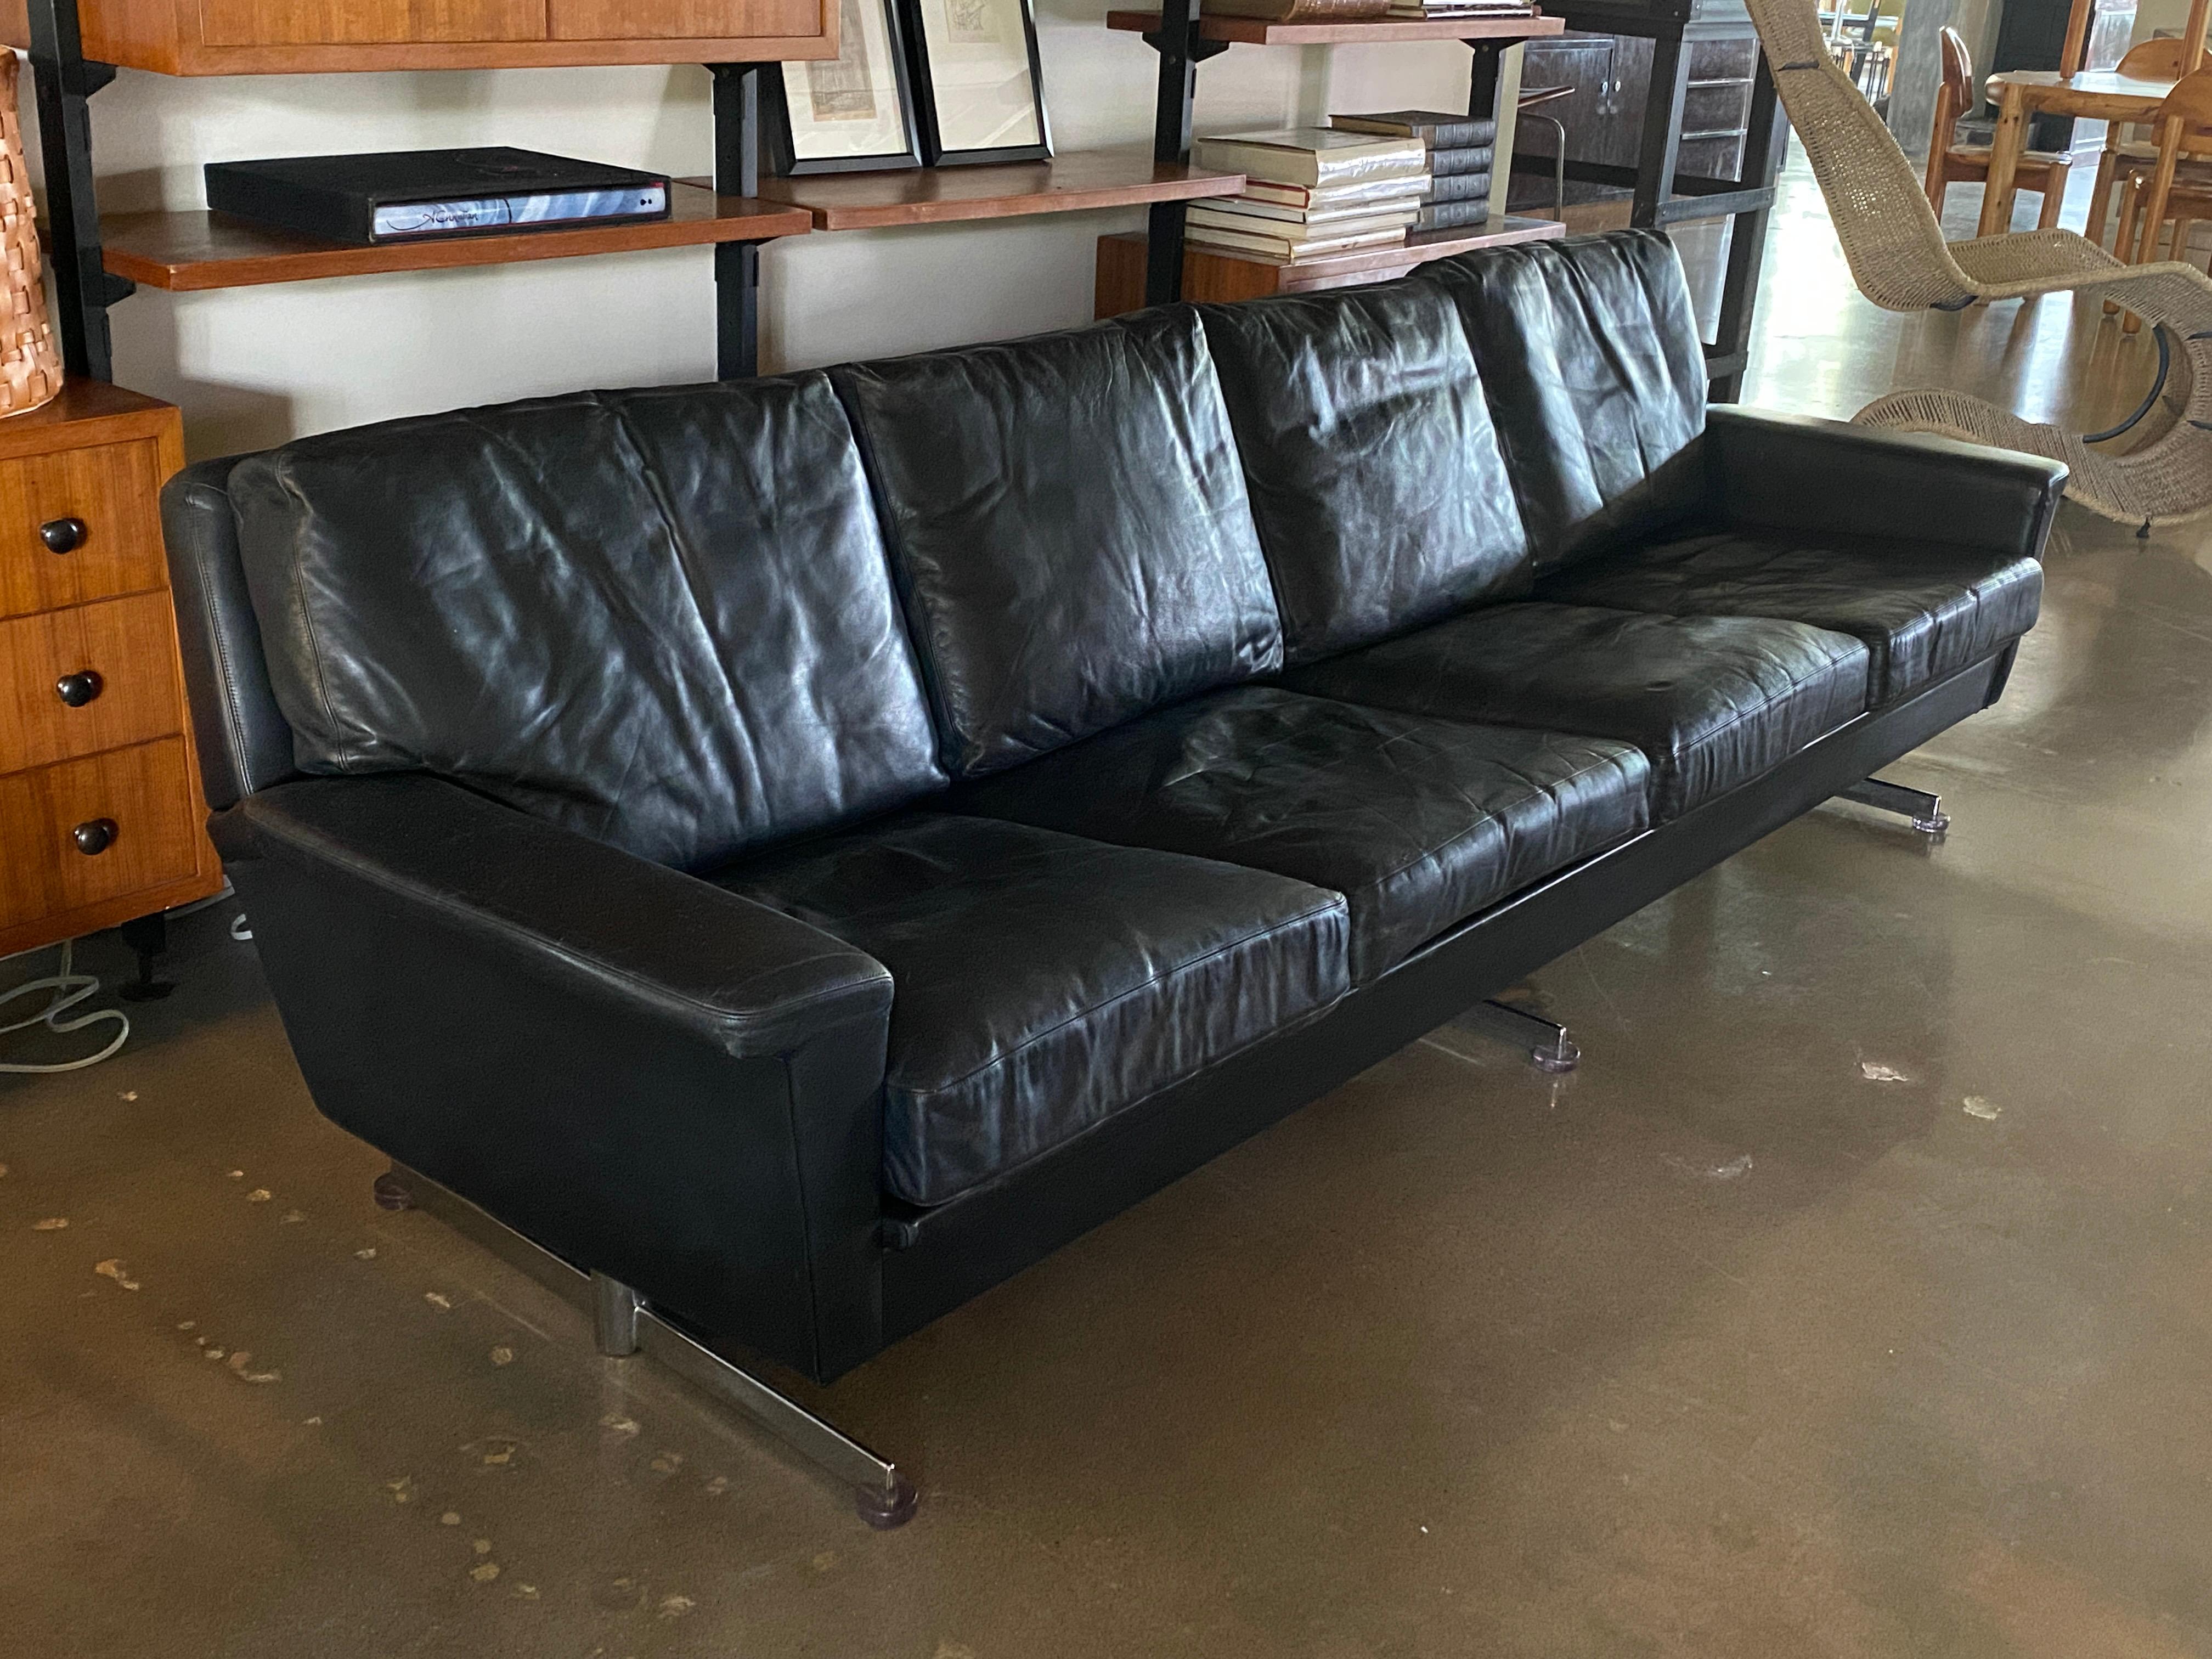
[1985,68,2177,119]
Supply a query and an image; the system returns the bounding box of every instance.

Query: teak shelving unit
[1110,5,1568,308]
[9,0,833,383]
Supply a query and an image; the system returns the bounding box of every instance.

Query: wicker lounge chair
[1742,0,2212,529]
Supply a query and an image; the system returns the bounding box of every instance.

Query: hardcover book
[204,148,673,246]
[1185,223,1408,260]
[1330,111,1499,149]
[1186,205,1419,241]
[1191,128,1429,189]
[1429,144,1496,176]
[1240,173,1436,209]
[1412,195,1493,230]
[1199,0,1390,19]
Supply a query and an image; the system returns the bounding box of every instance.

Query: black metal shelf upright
[1522,0,1788,401]
[20,0,777,386]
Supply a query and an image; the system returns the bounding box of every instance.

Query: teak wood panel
[747,148,1246,230]
[197,0,545,44]
[548,0,816,38]
[0,738,206,923]
[0,592,185,775]
[102,185,813,291]
[0,441,168,623]
[0,0,838,70]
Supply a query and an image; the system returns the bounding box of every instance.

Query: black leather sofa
[161,232,2064,1404]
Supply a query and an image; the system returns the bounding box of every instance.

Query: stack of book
[1185,128,1429,263]
[1330,110,1497,232]
[1377,0,1538,17]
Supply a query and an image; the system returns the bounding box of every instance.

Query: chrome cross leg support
[1460,999,1581,1073]
[1838,776,1950,838]
[375,1165,918,1530]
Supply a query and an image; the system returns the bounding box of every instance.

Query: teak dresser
[0,380,219,962]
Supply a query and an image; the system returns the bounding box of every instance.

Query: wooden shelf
[98,183,813,293]
[1105,9,1564,44]
[1096,215,1564,312]
[740,148,1248,231]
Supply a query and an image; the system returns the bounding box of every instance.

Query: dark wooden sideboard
[1510,15,1762,218]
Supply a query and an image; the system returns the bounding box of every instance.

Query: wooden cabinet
[0,0,837,73]
[0,383,220,962]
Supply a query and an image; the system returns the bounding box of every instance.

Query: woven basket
[0,54,64,418]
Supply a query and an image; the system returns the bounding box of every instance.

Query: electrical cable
[0,940,131,1075]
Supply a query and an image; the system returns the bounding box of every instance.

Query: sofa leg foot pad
[1458,998,1581,1073]
[1837,776,1950,838]
[856,1476,921,1529]
[371,1172,416,1211]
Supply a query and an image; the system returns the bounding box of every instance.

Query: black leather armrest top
[222,773,893,1059]
[1702,405,2070,562]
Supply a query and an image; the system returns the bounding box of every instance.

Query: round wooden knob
[54,669,103,707]
[71,817,117,856]
[40,516,86,554]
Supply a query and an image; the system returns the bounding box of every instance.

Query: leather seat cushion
[832,308,1282,780]
[957,687,1650,985]
[717,814,1350,1207]
[1417,232,1708,571]
[1197,281,1532,664]
[1534,526,2043,702]
[1285,603,1871,818]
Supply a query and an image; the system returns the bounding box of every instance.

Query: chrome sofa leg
[1459,998,1580,1073]
[591,1271,640,1357]
[1838,776,1950,837]
[374,1166,919,1530]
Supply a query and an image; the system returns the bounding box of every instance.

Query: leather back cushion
[833,308,1283,780]
[1420,231,1707,572]
[1198,281,1531,664]
[226,376,945,871]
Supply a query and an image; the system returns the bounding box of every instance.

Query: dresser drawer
[0,738,205,921]
[0,592,186,774]
[0,440,169,622]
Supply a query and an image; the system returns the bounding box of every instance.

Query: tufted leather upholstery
[832,309,1282,780]
[224,376,944,872]
[1197,281,1531,663]
[1285,603,1874,817]
[720,814,1349,1206]
[957,687,1651,985]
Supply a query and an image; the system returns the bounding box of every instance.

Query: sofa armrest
[224,773,891,1057]
[1703,405,2069,563]
[216,773,893,1381]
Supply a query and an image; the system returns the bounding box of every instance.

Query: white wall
[24,5,1502,458]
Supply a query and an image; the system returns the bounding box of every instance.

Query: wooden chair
[2087,38,2199,253]
[1926,28,2072,228]
[2128,65,2212,276]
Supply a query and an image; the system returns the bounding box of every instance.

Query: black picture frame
[900,0,1052,168]
[764,0,925,177]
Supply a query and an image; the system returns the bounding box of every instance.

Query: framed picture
[764,0,924,176]
[902,0,1051,167]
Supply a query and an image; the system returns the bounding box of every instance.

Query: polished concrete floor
[7,149,2212,1658]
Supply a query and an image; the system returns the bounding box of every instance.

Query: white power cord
[0,940,131,1074]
